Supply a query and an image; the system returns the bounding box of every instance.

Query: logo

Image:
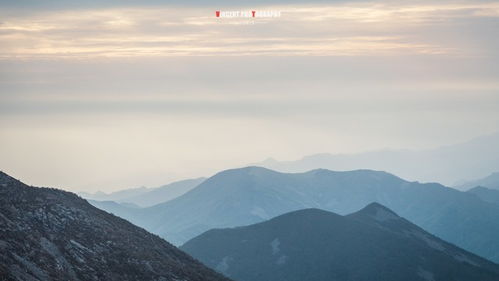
[215,10,281,18]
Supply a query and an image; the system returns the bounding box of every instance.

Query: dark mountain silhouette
[182,204,499,281]
[0,171,230,281]
[95,167,499,263]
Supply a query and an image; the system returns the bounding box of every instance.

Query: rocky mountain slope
[0,171,230,281]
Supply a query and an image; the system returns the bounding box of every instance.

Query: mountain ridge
[79,177,205,207]
[181,204,499,281]
[459,172,499,190]
[0,171,230,281]
[467,186,499,205]
[253,132,499,187]
[84,166,499,263]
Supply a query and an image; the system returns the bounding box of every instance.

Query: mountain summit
[182,204,499,281]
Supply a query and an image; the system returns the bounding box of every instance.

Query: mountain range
[254,132,499,187]
[182,203,499,281]
[459,172,499,191]
[79,177,205,207]
[0,171,229,281]
[467,186,499,205]
[93,166,499,263]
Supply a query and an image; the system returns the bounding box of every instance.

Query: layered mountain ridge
[80,177,205,207]
[254,131,499,187]
[181,203,499,281]
[94,166,499,263]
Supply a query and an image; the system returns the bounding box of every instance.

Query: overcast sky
[1,0,498,192]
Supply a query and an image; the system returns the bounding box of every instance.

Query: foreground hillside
[182,203,499,281]
[0,171,230,281]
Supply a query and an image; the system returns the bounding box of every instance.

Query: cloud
[1,2,498,59]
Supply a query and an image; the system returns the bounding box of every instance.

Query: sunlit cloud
[1,2,498,59]
[288,2,499,23]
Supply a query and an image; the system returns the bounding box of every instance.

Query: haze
[1,0,498,192]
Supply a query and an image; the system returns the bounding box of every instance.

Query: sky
[1,0,499,192]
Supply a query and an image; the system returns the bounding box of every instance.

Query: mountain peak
[354,202,400,222]
[182,204,499,281]
[0,171,21,186]
[211,166,278,179]
[276,207,339,220]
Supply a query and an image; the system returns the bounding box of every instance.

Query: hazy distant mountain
[254,132,499,187]
[97,167,499,263]
[182,204,499,281]
[467,186,499,205]
[80,178,205,207]
[87,199,141,218]
[121,178,206,207]
[0,171,230,281]
[458,172,499,190]
[78,186,149,202]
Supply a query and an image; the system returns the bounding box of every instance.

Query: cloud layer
[1,1,498,191]
[1,2,499,58]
